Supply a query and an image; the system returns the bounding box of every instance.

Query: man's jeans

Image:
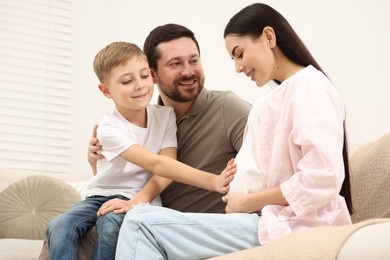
[46,195,128,260]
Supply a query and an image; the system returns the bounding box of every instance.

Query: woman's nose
[236,64,244,73]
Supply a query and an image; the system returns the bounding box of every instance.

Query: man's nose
[181,63,194,76]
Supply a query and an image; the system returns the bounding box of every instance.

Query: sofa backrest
[350,133,390,223]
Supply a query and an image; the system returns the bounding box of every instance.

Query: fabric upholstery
[209,218,390,260]
[350,133,390,223]
[0,175,81,240]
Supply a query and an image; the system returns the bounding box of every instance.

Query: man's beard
[160,76,205,103]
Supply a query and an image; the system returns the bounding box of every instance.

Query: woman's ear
[263,26,276,47]
[98,83,112,98]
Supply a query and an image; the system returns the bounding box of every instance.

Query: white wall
[72,0,390,175]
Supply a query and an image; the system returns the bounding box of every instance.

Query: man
[143,23,251,213]
[39,23,250,260]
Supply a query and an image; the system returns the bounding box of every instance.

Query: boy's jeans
[46,195,128,260]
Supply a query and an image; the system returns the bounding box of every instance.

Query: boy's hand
[97,198,143,216]
[214,158,236,194]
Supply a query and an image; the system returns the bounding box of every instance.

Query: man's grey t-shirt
[160,88,251,213]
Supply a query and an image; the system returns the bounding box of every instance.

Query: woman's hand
[222,193,255,213]
[214,158,236,194]
[223,187,288,213]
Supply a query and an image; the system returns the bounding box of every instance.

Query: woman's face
[225,32,276,87]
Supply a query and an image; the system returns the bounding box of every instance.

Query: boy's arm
[96,147,175,216]
[129,147,175,204]
[120,144,236,193]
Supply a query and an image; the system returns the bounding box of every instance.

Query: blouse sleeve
[280,78,346,216]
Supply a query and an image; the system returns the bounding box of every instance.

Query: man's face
[153,37,205,103]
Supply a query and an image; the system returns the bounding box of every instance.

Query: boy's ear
[150,69,158,84]
[98,83,112,98]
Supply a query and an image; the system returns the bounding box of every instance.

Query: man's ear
[263,26,276,48]
[150,69,158,84]
[98,83,112,98]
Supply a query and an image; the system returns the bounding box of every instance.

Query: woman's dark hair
[224,3,353,213]
[143,23,200,70]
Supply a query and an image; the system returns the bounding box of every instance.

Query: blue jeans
[116,205,260,260]
[46,195,129,260]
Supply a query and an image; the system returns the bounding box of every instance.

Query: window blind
[0,0,73,173]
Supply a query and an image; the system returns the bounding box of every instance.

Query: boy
[46,42,236,260]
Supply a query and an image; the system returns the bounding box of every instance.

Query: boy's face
[99,56,154,114]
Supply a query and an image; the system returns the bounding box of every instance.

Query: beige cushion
[0,175,81,240]
[350,133,390,223]
[0,239,44,260]
[210,218,390,260]
[337,221,390,259]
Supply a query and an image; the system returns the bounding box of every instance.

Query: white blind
[0,0,73,173]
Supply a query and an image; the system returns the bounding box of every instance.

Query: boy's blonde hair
[93,42,146,83]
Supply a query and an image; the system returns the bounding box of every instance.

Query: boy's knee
[46,216,62,234]
[96,212,124,236]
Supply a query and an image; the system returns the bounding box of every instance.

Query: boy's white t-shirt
[84,104,177,206]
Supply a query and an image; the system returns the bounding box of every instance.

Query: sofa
[0,133,389,259]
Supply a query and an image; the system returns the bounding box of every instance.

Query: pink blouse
[243,66,352,244]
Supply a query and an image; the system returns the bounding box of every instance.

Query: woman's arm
[223,187,288,213]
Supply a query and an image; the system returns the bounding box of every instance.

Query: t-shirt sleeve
[161,107,177,149]
[97,122,136,162]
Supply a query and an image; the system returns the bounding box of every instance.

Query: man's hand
[214,158,236,194]
[88,124,104,175]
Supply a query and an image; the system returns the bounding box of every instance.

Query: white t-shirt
[84,105,177,206]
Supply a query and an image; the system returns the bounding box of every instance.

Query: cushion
[350,133,390,223]
[0,239,44,260]
[209,218,390,260]
[0,175,81,240]
[337,221,390,259]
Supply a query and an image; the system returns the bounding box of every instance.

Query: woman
[115,3,353,259]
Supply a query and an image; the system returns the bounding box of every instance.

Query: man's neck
[160,95,193,120]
